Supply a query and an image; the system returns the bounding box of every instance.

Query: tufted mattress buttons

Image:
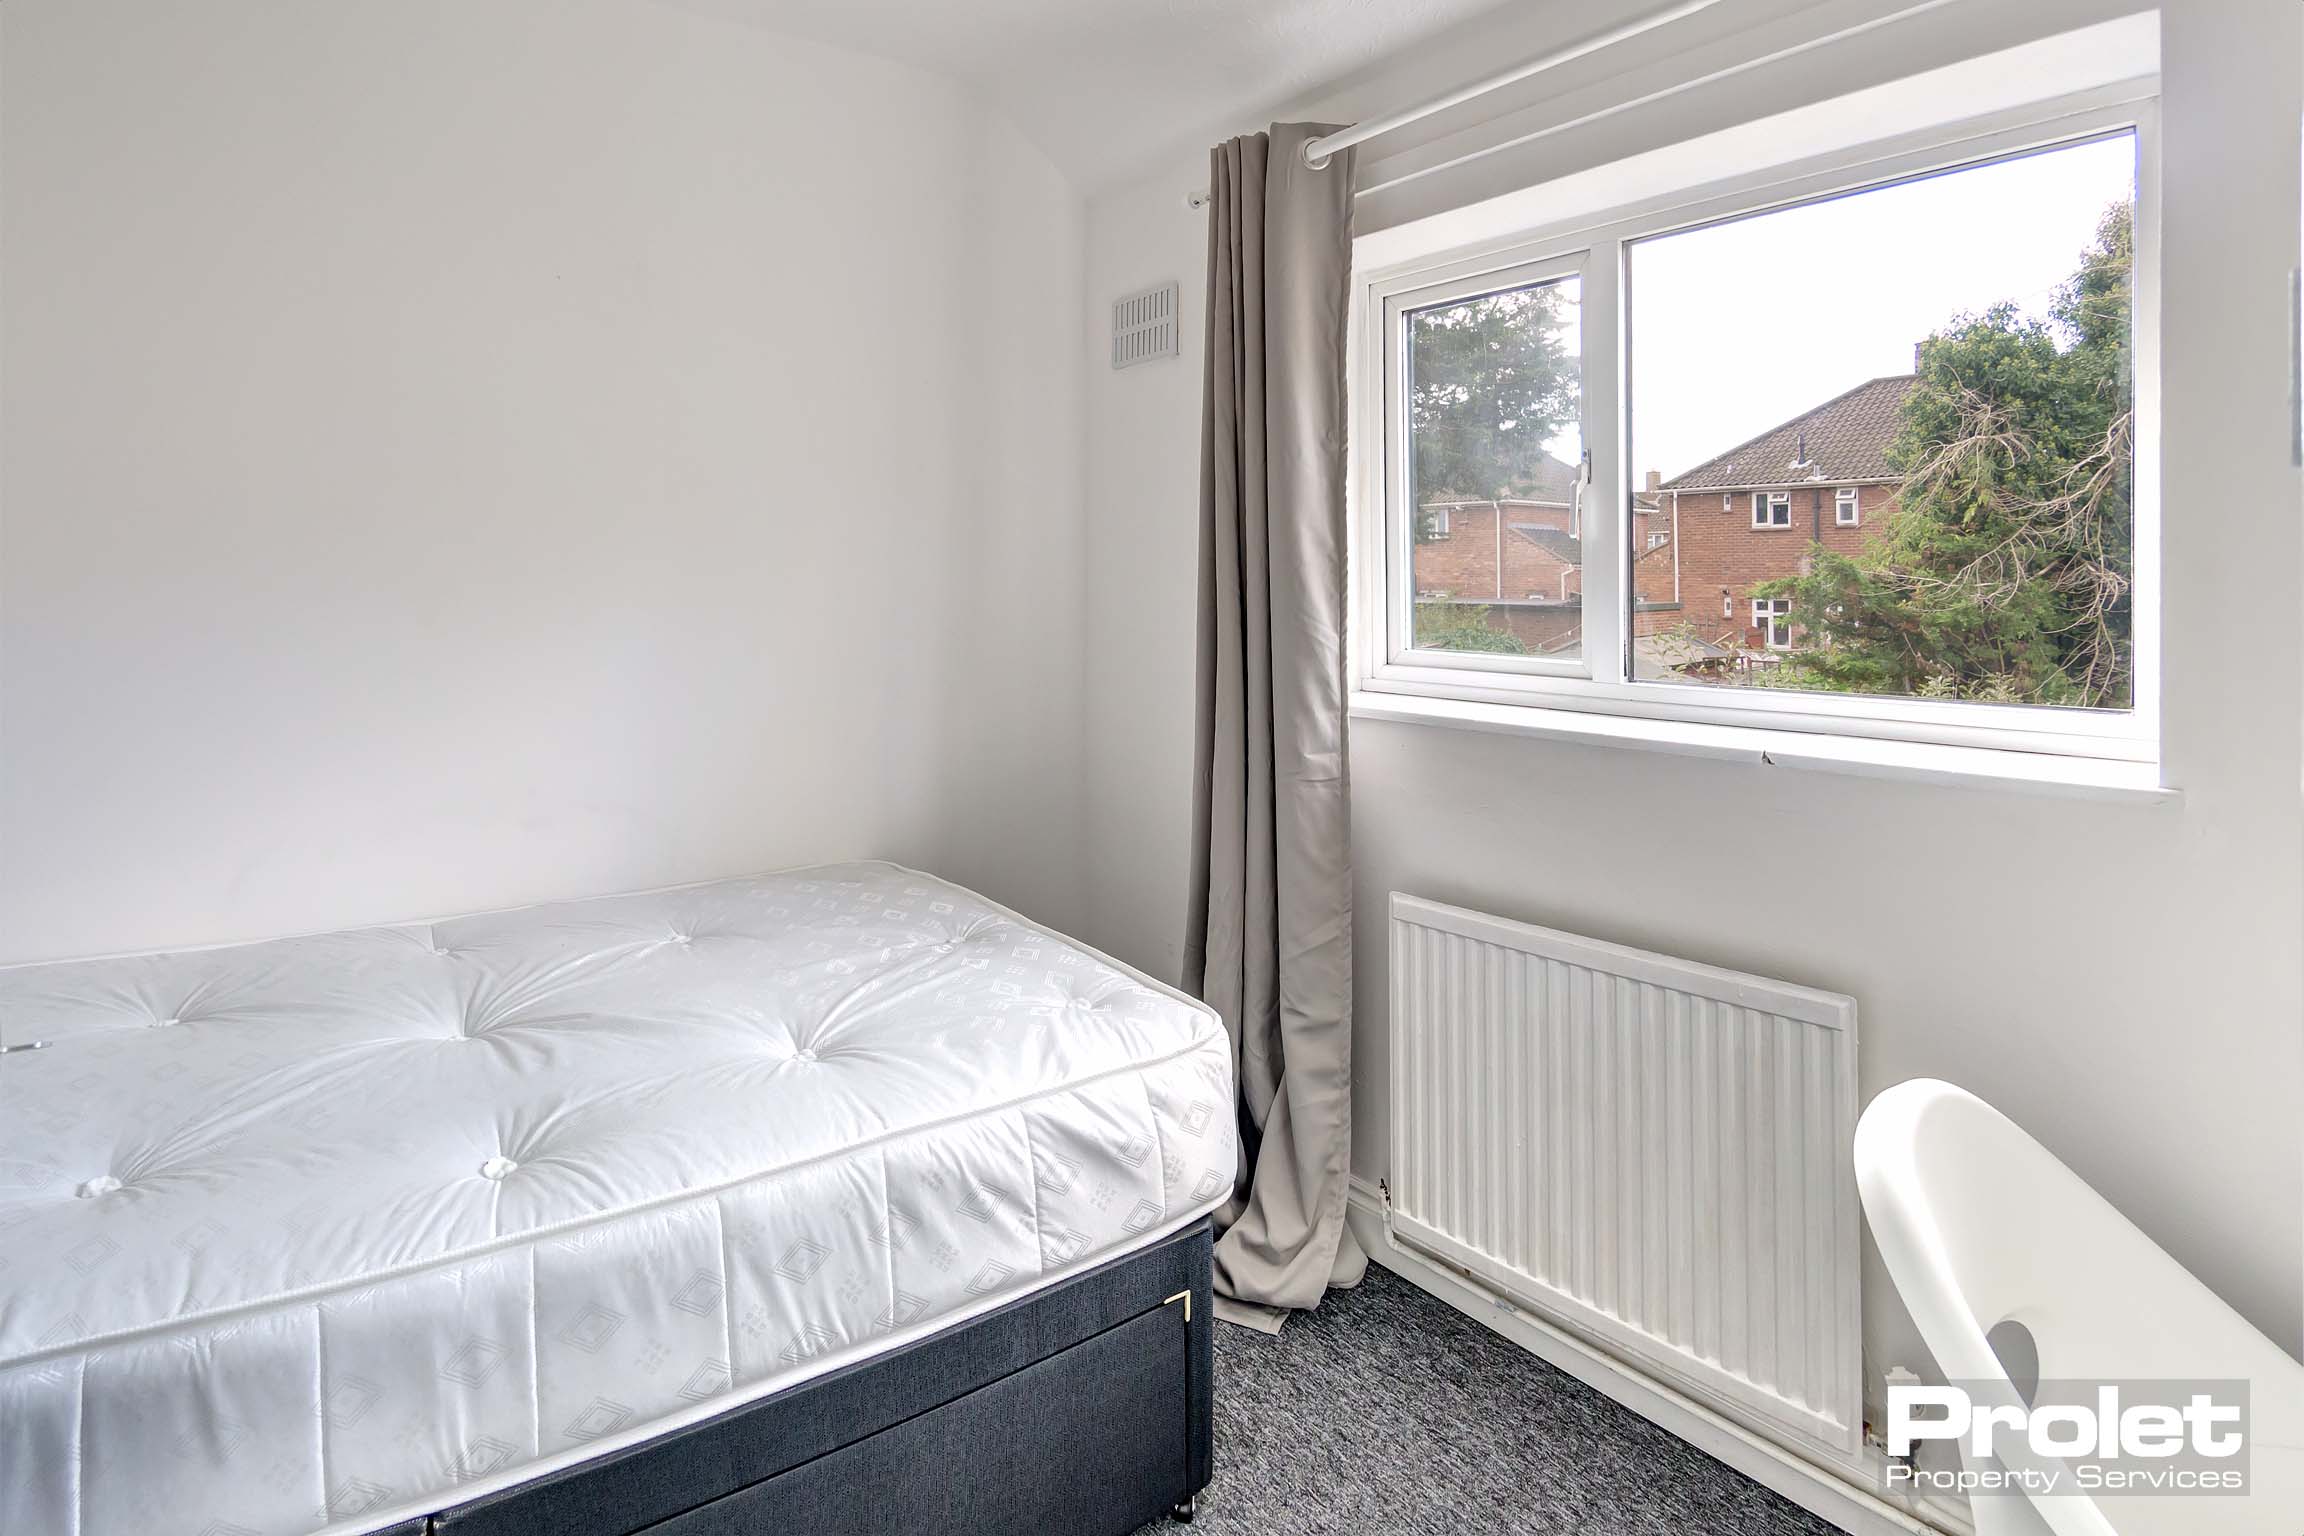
[0,860,1235,1536]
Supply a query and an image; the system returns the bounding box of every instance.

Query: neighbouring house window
[1425,506,1452,538]
[1753,598,1792,649]
[1360,111,2149,767]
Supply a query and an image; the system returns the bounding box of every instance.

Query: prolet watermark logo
[1883,1379,2250,1497]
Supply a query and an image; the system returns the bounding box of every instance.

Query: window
[1631,131,2140,717]
[1753,598,1792,649]
[1357,100,2152,767]
[1426,506,1453,538]
[1399,266,1584,660]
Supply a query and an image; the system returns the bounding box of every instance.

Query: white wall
[0,0,1086,960]
[1079,0,2304,1415]
[1083,179,1210,988]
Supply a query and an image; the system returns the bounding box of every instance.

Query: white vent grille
[1388,892,1862,1459]
[1111,283,1179,370]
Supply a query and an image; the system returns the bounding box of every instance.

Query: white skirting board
[1345,1179,1970,1536]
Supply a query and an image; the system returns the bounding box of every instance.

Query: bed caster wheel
[1170,1495,1198,1523]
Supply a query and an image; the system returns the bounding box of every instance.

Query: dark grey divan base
[371,1218,1215,1536]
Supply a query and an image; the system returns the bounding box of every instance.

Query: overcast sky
[1609,132,2137,484]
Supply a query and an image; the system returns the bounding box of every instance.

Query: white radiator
[1386,893,1862,1457]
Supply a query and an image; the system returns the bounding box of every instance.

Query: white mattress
[0,862,1235,1536]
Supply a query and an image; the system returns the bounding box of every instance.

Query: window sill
[1348,691,2174,804]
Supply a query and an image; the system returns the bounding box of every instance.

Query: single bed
[0,861,1233,1536]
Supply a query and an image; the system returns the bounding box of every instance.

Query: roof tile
[1660,375,1916,491]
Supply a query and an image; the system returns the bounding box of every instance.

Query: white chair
[1854,1078,2304,1536]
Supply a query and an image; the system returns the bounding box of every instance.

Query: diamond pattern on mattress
[0,862,1234,1536]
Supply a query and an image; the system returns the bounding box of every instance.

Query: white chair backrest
[1854,1078,2303,1536]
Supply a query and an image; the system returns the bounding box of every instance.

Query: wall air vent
[1111,282,1179,370]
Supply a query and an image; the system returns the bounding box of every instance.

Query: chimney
[1913,341,1923,372]
[1644,469,1662,494]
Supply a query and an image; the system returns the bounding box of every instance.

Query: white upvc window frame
[1753,598,1793,649]
[1378,251,1599,683]
[1351,85,2160,767]
[1753,491,1793,528]
[1835,486,1861,526]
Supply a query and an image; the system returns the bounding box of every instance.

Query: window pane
[1627,133,2137,708]
[1408,276,1583,659]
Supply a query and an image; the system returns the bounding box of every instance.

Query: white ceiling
[653,0,1524,190]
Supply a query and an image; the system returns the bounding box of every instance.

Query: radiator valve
[1879,1366,1925,1474]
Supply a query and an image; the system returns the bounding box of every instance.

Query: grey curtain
[1186,123,1365,1333]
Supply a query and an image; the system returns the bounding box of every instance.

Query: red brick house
[1411,375,1916,666]
[1642,374,1915,667]
[1412,454,1664,653]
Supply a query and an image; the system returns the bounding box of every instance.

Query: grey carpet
[1136,1263,1842,1536]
